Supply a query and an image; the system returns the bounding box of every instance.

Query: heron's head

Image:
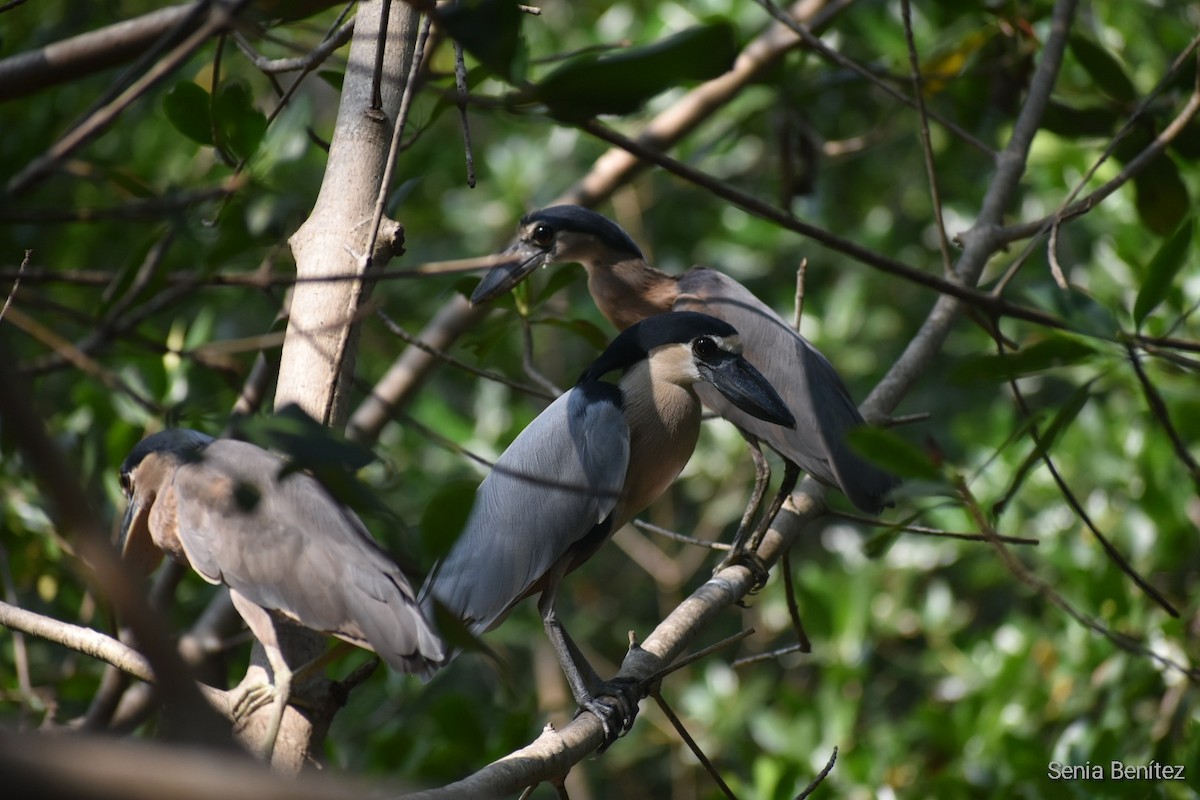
[118,429,214,575]
[472,205,644,305]
[580,311,796,429]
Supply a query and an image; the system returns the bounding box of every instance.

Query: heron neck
[585,256,678,331]
[612,360,701,528]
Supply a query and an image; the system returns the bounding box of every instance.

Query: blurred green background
[1,1,1197,797]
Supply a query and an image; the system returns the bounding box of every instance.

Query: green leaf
[993,379,1096,516]
[535,20,738,119]
[1069,34,1137,104]
[1023,285,1120,340]
[846,427,941,481]
[317,69,344,91]
[163,81,213,145]
[533,265,584,306]
[214,82,267,161]
[951,336,1096,383]
[1168,118,1200,160]
[420,479,478,560]
[440,0,527,84]
[1134,155,1189,237]
[1134,217,1193,326]
[533,316,610,350]
[1040,101,1115,139]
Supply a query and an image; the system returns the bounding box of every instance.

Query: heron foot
[231,672,290,761]
[715,549,770,593]
[232,680,277,723]
[577,676,644,751]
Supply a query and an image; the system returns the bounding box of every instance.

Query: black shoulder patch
[572,376,624,411]
[522,205,644,259]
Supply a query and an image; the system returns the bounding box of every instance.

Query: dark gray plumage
[421,311,794,739]
[472,204,898,517]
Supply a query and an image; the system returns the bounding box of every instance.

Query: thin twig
[0,248,28,322]
[576,117,1074,335]
[644,628,755,686]
[375,309,554,400]
[994,33,1200,252]
[1126,342,1200,490]
[955,477,1195,678]
[633,520,730,551]
[0,548,33,702]
[364,14,431,269]
[650,689,737,800]
[731,642,807,668]
[900,0,954,276]
[369,0,392,111]
[828,511,1039,545]
[519,315,563,396]
[1000,348,1178,616]
[793,258,807,331]
[753,0,993,155]
[233,20,355,73]
[780,549,811,653]
[5,2,249,196]
[795,746,838,800]
[4,306,161,415]
[453,42,476,188]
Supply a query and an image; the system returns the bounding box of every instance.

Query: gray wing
[168,440,444,673]
[422,386,630,634]
[676,268,897,514]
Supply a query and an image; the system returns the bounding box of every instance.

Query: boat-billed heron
[118,429,445,757]
[472,205,897,557]
[421,311,794,739]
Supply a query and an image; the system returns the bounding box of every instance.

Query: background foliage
[1,1,1198,798]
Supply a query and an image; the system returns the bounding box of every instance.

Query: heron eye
[693,336,720,359]
[530,224,554,247]
[119,472,131,495]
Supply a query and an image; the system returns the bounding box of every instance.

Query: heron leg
[718,459,801,588]
[537,569,640,745]
[728,430,770,554]
[229,593,292,762]
[744,461,801,556]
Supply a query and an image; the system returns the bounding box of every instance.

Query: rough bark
[237,0,420,770]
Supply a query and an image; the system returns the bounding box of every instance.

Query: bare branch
[232,20,354,74]
[5,2,250,196]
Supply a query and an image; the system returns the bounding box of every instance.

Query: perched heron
[472,205,897,559]
[118,430,445,758]
[421,311,794,738]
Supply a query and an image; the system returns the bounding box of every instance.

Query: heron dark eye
[119,472,131,495]
[530,223,554,247]
[693,336,720,360]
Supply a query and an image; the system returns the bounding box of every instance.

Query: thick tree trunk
[277,0,415,425]
[233,1,419,770]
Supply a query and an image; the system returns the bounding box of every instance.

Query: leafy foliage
[1,0,1198,797]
